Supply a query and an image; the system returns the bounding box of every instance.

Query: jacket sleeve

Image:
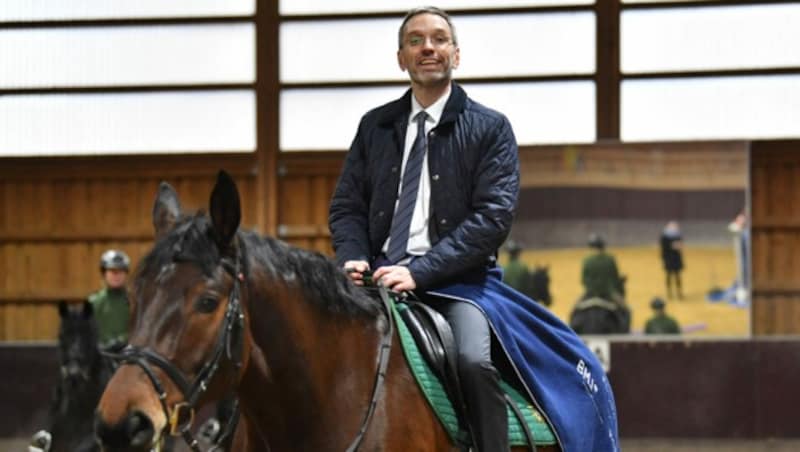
[409,115,519,289]
[329,118,372,267]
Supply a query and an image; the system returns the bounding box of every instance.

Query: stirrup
[197,417,222,445]
[29,430,52,452]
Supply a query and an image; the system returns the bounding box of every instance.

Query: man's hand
[372,265,417,292]
[344,260,370,286]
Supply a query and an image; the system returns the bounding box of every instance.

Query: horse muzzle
[95,410,163,452]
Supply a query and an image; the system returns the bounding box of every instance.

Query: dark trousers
[666,270,682,298]
[427,297,509,452]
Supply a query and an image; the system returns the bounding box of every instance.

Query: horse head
[95,171,250,452]
[57,300,100,390]
[95,170,451,452]
[529,265,552,306]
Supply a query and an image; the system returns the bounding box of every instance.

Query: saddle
[359,282,555,449]
[397,299,546,450]
[397,300,468,424]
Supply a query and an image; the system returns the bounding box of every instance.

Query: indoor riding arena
[2,1,800,451]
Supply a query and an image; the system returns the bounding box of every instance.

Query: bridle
[104,257,245,452]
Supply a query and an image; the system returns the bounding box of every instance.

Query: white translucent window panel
[0,24,255,89]
[281,87,408,151]
[622,4,800,73]
[281,0,593,15]
[463,81,595,145]
[280,81,594,150]
[281,12,594,83]
[0,91,255,156]
[0,0,254,21]
[621,76,800,142]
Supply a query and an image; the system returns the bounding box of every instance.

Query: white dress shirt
[382,85,452,261]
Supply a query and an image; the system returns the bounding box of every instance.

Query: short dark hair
[398,6,458,49]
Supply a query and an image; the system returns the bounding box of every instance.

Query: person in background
[660,220,684,299]
[581,233,623,303]
[644,297,681,334]
[502,240,529,291]
[88,249,130,349]
[728,210,749,304]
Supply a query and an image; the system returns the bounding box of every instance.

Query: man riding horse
[570,234,631,335]
[330,7,619,451]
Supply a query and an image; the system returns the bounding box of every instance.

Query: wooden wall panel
[519,142,747,190]
[0,154,256,341]
[751,140,800,335]
[276,152,344,255]
[0,139,795,340]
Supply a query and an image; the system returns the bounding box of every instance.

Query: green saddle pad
[393,302,557,447]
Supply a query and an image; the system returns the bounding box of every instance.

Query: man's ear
[397,50,407,72]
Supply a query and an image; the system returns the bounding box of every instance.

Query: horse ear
[209,170,241,250]
[153,182,182,240]
[58,300,69,318]
[81,301,94,319]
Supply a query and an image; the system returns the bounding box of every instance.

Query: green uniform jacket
[502,260,530,293]
[581,251,621,301]
[645,313,681,334]
[88,287,129,347]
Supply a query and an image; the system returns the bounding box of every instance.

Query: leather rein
[345,281,394,452]
[104,257,244,452]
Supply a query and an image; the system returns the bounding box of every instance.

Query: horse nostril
[127,412,155,447]
[95,411,155,450]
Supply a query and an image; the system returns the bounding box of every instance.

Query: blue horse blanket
[426,268,620,452]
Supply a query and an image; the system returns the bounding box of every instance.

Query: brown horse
[95,171,558,452]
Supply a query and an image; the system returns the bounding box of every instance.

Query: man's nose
[419,43,435,54]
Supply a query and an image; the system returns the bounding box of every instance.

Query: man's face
[397,13,460,88]
[104,268,128,289]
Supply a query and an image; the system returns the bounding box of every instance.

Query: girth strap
[506,394,537,452]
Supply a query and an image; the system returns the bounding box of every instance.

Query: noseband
[105,258,244,452]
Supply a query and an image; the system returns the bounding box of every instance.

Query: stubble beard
[410,64,453,88]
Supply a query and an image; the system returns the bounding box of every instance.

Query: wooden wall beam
[255,0,280,236]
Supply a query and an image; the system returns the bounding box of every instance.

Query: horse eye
[195,296,220,313]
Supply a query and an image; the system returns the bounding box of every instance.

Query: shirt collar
[410,84,452,126]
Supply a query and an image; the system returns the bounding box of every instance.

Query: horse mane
[136,213,381,319]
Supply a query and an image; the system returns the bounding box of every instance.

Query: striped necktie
[386,111,428,264]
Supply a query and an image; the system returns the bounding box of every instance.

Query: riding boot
[460,360,509,452]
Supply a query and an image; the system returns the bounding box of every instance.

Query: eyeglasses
[404,34,453,48]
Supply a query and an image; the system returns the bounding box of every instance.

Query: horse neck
[237,279,383,450]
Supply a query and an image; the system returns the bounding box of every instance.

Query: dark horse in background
[94,171,558,451]
[528,266,553,307]
[569,276,631,335]
[30,301,114,452]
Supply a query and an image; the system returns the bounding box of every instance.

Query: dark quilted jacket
[329,83,520,289]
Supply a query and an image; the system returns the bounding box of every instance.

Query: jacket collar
[377,81,467,128]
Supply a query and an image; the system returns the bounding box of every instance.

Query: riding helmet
[587,233,606,249]
[100,249,130,272]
